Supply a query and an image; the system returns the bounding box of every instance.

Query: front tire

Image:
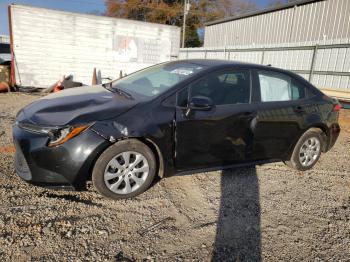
[285,128,324,171]
[92,139,156,200]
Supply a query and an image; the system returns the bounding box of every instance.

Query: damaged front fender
[91,121,130,142]
[90,111,175,177]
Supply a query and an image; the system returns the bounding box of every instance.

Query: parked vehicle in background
[13,60,341,199]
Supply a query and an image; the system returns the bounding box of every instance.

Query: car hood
[19,85,139,126]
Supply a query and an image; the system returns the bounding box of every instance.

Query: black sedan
[13,60,341,199]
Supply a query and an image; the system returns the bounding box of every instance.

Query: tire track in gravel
[157,175,218,257]
[160,175,218,224]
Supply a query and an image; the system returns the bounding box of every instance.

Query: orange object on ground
[53,84,63,92]
[0,145,15,154]
[0,82,9,92]
[92,68,97,85]
[53,75,65,92]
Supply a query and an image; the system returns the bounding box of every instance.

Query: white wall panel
[187,51,206,59]
[10,5,180,88]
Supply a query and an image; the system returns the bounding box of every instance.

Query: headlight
[47,125,90,147]
[17,122,91,147]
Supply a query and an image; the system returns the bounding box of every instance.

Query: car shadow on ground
[212,166,261,261]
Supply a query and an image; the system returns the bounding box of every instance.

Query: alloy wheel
[299,137,321,167]
[104,151,150,194]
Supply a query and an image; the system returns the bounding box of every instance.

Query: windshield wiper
[102,83,133,99]
[102,82,115,93]
[114,87,133,99]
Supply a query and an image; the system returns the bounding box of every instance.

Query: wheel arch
[285,125,326,171]
[305,124,329,152]
[285,124,328,161]
[80,137,165,190]
[94,137,165,179]
[136,137,165,178]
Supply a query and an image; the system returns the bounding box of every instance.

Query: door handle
[293,106,306,114]
[239,111,257,118]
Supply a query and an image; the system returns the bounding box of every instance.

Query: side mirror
[189,96,213,111]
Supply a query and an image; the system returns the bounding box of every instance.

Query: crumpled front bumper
[13,124,110,190]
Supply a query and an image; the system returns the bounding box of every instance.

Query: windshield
[111,62,207,97]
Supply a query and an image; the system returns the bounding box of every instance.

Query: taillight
[333,104,342,111]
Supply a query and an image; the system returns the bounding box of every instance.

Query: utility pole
[182,0,190,48]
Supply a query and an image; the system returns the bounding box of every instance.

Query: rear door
[252,69,313,160]
[175,68,258,171]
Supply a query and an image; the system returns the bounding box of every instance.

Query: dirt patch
[0,92,349,261]
[340,109,350,132]
[0,145,15,153]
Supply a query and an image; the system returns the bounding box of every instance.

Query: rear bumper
[326,123,341,151]
[13,125,109,190]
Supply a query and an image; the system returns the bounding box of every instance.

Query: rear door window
[258,70,307,102]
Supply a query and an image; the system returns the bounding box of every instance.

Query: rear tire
[285,128,324,171]
[92,139,156,200]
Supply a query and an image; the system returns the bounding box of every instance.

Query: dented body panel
[91,101,177,176]
[21,85,142,126]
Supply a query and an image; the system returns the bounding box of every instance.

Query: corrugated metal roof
[203,0,350,47]
[205,0,325,26]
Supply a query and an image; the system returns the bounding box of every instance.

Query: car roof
[175,59,310,86]
[178,59,280,71]
[159,59,320,99]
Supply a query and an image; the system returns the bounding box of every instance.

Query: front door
[175,68,258,171]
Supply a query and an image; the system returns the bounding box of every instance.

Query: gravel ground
[0,93,349,261]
